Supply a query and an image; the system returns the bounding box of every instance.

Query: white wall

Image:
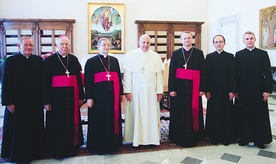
[0,0,208,69]
[1,0,275,67]
[208,0,276,66]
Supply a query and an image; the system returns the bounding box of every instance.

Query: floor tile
[220,153,241,163]
[142,160,159,164]
[258,150,276,159]
[180,157,203,164]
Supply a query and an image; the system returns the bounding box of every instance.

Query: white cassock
[123,48,164,146]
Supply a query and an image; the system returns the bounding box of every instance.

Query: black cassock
[168,47,205,147]
[43,53,84,158]
[205,51,237,143]
[235,48,273,144]
[84,55,123,154]
[1,54,44,163]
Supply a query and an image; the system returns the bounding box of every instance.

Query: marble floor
[0,93,276,163]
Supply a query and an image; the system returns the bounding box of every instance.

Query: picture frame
[259,5,276,49]
[88,3,125,54]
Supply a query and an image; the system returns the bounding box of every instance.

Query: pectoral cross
[65,70,70,77]
[106,73,111,81]
[183,64,187,69]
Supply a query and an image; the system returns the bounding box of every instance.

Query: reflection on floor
[0,92,276,163]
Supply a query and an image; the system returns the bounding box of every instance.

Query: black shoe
[222,141,229,146]
[255,143,265,149]
[238,141,248,146]
[53,155,64,160]
[146,145,157,149]
[130,145,139,148]
[211,140,218,145]
[96,152,104,155]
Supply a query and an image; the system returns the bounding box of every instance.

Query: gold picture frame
[88,3,125,54]
[259,5,276,49]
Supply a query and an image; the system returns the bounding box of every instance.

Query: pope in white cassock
[123,34,164,147]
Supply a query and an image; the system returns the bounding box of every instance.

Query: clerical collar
[57,51,68,58]
[246,47,255,51]
[19,52,31,59]
[23,55,30,59]
[99,54,108,58]
[216,50,224,54]
[183,46,193,51]
[139,48,149,53]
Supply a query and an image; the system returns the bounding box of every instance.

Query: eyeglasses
[23,44,34,47]
[59,43,70,47]
[214,41,224,44]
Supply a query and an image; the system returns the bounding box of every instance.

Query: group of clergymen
[0,31,273,163]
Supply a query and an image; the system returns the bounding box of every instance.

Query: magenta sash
[52,75,80,145]
[94,72,120,135]
[175,68,200,131]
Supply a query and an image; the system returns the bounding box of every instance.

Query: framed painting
[88,3,125,54]
[259,5,276,49]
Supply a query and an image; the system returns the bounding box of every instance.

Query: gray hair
[97,38,110,46]
[56,35,70,45]
[139,34,151,41]
[18,36,33,45]
[243,31,255,38]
